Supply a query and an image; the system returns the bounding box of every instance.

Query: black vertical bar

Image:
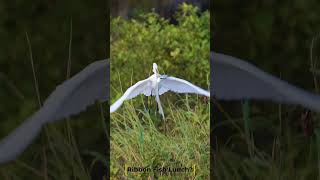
[210,0,215,178]
[105,0,110,178]
[90,0,109,179]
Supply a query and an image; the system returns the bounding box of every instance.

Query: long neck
[154,69,159,77]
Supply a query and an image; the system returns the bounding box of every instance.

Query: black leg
[156,102,159,112]
[148,90,152,113]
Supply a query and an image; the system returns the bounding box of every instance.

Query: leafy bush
[110,3,210,101]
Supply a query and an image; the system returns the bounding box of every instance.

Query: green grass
[213,103,320,179]
[0,105,108,180]
[213,35,320,179]
[110,94,210,179]
[0,26,107,179]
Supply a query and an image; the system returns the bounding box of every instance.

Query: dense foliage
[110,3,210,102]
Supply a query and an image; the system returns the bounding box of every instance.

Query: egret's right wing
[110,79,152,113]
[212,52,320,112]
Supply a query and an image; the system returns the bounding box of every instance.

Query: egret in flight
[110,63,210,119]
[1,51,320,165]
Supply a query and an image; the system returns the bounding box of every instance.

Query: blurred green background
[213,1,320,179]
[0,0,107,179]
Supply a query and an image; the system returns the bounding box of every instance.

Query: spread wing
[0,59,109,164]
[158,76,210,97]
[211,51,320,112]
[110,78,153,113]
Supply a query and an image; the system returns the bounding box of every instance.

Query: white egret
[110,63,210,119]
[2,51,320,165]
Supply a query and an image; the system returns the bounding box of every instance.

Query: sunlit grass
[110,94,210,179]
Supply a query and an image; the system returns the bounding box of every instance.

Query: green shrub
[110,3,210,101]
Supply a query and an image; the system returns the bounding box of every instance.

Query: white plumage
[110,63,210,119]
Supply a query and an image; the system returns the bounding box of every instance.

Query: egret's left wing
[110,78,153,113]
[158,76,210,97]
[0,59,109,165]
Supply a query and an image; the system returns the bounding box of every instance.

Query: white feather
[159,76,210,97]
[110,78,152,113]
[110,63,210,119]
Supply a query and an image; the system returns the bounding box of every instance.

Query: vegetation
[110,3,210,96]
[0,0,107,179]
[213,1,320,179]
[110,4,210,179]
[111,97,209,179]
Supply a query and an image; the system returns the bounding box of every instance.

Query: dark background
[213,1,320,88]
[0,0,107,178]
[212,1,320,178]
[111,0,209,18]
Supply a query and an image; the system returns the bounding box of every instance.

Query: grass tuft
[111,94,210,179]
